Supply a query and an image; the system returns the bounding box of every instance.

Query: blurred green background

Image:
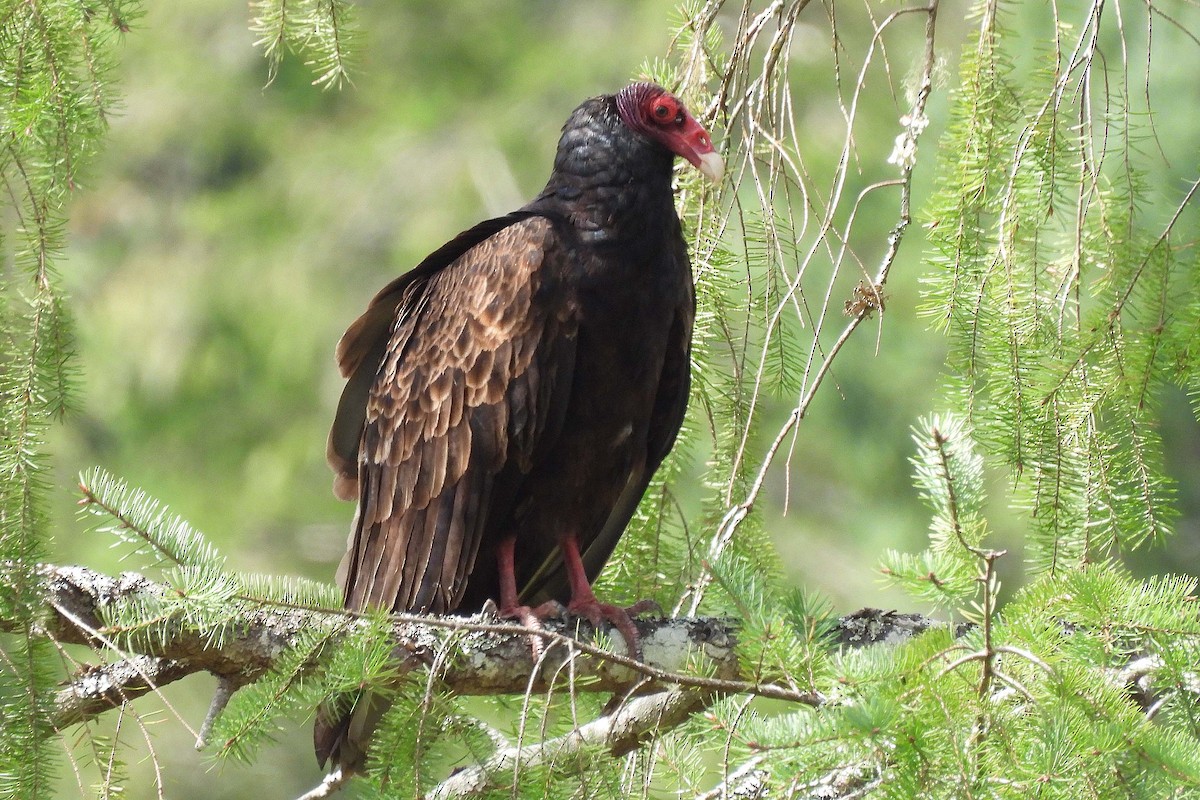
[48,0,1200,796]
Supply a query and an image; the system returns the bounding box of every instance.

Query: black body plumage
[316,86,697,773]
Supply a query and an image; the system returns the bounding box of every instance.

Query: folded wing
[329,215,577,615]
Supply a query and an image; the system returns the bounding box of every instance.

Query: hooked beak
[695,150,725,184]
[676,116,725,184]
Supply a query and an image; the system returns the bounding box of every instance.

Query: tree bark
[2,563,944,734]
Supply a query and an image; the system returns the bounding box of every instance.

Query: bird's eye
[653,103,671,119]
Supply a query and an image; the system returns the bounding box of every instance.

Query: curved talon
[625,598,663,618]
[567,598,643,661]
[498,603,550,661]
[498,599,574,661]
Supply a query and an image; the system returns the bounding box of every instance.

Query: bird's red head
[615,83,724,184]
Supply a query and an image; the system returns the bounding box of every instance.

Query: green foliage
[0,2,138,795]
[707,555,836,688]
[76,468,345,663]
[364,686,472,798]
[882,415,988,607]
[682,564,1200,798]
[250,0,359,88]
[921,0,1195,572]
[213,625,347,764]
[646,0,1200,794]
[79,466,227,574]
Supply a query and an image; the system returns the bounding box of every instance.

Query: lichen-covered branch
[2,564,945,736]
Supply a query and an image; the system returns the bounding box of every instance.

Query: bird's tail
[314,691,389,775]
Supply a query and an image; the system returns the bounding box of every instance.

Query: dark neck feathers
[524,95,677,246]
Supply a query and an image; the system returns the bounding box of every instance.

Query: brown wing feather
[337,216,576,614]
[326,211,545,501]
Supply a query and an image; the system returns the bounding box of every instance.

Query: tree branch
[423,608,938,800]
[425,688,714,800]
[1,564,946,737]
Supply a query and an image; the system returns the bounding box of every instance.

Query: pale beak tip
[697,151,724,184]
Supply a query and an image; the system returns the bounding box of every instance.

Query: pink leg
[496,536,522,614]
[495,536,561,659]
[493,535,646,661]
[558,535,643,660]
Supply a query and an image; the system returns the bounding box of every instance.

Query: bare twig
[680,0,943,618]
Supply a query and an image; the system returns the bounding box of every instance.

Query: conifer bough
[15,563,943,733]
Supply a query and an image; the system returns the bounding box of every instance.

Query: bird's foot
[497,600,566,662]
[496,598,653,662]
[565,598,645,661]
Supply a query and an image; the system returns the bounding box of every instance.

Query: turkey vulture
[316,82,722,772]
